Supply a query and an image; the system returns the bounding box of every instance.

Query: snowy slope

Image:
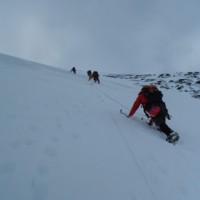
[1,53,200,200]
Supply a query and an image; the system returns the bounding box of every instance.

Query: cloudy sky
[1,0,200,74]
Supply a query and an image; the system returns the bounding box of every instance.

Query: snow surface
[1,53,200,200]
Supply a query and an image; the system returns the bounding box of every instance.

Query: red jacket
[128,92,162,117]
[128,92,148,116]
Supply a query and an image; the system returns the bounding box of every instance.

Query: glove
[127,114,132,118]
[166,114,171,120]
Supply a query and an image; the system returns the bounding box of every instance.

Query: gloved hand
[127,114,131,118]
[166,114,172,120]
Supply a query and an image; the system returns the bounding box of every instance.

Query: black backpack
[141,85,169,118]
[93,71,99,77]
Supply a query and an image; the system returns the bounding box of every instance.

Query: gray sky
[1,0,200,74]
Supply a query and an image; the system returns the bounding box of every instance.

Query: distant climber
[87,70,92,80]
[89,71,100,84]
[70,67,76,74]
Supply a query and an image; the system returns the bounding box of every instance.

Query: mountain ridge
[104,72,200,99]
[1,52,199,99]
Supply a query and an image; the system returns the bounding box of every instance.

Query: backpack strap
[143,108,150,118]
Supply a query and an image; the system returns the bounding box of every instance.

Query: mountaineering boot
[166,132,179,143]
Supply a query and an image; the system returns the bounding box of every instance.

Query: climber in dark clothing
[127,85,179,143]
[70,67,76,74]
[89,71,100,84]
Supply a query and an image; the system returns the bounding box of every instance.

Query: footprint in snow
[37,162,49,177]
[51,136,59,143]
[45,146,58,157]
[56,123,63,130]
[25,138,37,146]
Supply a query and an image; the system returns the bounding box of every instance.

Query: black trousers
[152,115,173,136]
[94,76,100,83]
